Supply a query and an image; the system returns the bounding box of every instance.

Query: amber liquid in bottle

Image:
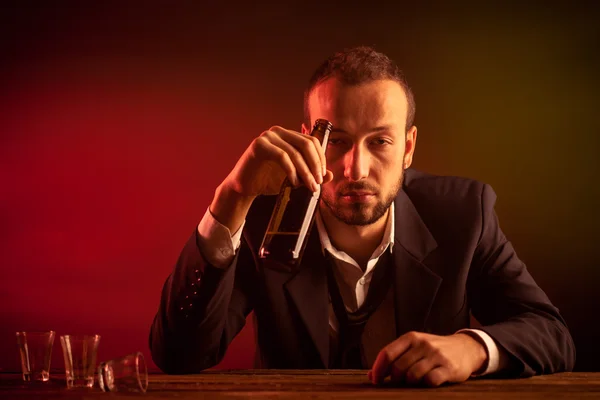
[258,119,333,269]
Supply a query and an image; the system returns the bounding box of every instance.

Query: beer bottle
[258,119,333,269]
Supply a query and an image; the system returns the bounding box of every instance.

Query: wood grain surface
[1,370,599,399]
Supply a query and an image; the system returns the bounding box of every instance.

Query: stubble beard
[321,169,404,226]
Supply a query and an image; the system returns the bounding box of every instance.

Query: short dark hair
[303,46,416,131]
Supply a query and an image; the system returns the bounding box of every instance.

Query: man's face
[305,78,417,226]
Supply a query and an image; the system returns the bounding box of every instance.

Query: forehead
[307,78,408,132]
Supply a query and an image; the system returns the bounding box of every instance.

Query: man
[150,46,575,386]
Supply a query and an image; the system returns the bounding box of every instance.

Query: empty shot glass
[15,331,56,382]
[60,335,100,388]
[98,352,148,393]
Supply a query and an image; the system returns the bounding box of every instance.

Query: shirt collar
[315,202,395,264]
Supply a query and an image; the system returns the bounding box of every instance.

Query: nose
[343,144,369,181]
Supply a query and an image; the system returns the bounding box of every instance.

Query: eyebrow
[330,125,392,134]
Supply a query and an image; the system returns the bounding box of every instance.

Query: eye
[371,138,390,146]
[327,138,344,146]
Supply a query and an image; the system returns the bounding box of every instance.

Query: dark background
[1,1,598,373]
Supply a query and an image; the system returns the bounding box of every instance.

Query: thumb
[322,170,334,184]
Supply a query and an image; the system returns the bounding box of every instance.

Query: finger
[370,334,414,384]
[389,346,426,383]
[405,357,441,386]
[309,134,327,177]
[267,133,319,191]
[423,366,448,387]
[274,127,324,186]
[293,128,326,179]
[293,133,324,185]
[323,170,334,184]
[255,137,299,186]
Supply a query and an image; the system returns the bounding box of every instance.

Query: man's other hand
[368,331,487,387]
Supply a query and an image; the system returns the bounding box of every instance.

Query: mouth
[340,191,376,202]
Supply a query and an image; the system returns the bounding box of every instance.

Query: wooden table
[1,370,599,399]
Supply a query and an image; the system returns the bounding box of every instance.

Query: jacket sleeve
[149,229,256,373]
[468,184,576,377]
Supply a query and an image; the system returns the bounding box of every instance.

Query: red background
[1,2,599,373]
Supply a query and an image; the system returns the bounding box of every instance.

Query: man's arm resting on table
[149,208,251,374]
[457,329,509,376]
[467,184,576,377]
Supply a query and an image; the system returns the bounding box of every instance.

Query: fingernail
[312,181,319,192]
[317,173,323,184]
[322,165,326,176]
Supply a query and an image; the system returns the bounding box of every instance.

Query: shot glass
[60,335,100,388]
[98,352,148,393]
[15,331,56,382]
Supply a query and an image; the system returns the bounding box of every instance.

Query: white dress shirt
[196,203,503,375]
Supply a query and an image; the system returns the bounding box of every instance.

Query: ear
[403,126,418,169]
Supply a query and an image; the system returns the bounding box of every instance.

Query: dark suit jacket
[149,169,575,376]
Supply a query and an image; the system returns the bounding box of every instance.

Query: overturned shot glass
[98,352,148,393]
[15,331,56,382]
[60,334,100,388]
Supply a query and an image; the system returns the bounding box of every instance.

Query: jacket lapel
[262,186,441,367]
[281,227,330,367]
[392,189,442,335]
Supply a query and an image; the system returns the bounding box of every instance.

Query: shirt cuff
[197,207,245,268]
[457,328,502,376]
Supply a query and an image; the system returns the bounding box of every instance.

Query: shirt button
[359,278,366,285]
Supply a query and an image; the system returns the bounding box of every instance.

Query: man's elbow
[561,328,576,372]
[545,321,577,374]
[150,345,220,374]
[149,333,221,374]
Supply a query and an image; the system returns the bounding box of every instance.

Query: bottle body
[258,119,333,269]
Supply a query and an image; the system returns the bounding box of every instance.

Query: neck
[319,204,389,268]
